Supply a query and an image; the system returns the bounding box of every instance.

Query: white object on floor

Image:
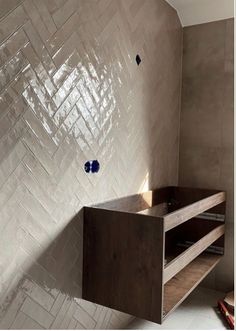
[126,287,229,330]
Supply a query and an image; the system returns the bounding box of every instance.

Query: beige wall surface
[179,19,234,291]
[0,0,182,329]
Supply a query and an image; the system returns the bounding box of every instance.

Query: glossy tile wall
[179,19,234,291]
[0,0,182,329]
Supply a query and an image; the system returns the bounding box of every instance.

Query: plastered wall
[179,19,234,291]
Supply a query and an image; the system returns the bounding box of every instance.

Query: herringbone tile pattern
[0,0,182,329]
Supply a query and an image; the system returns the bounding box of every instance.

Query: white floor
[126,287,229,330]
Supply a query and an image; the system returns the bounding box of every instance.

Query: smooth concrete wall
[179,19,234,291]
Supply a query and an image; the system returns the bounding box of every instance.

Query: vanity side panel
[82,207,164,324]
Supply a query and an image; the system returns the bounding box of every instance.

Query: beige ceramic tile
[20,297,54,328]
[0,5,28,44]
[0,29,28,67]
[23,0,51,43]
[52,0,79,29]
[0,0,183,329]
[32,0,57,37]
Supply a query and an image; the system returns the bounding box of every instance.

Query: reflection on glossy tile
[0,0,182,329]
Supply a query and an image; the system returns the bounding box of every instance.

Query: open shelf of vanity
[82,186,226,324]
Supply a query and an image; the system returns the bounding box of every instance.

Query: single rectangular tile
[32,0,57,36]
[23,109,57,156]
[20,297,54,328]
[0,28,28,67]
[22,129,56,175]
[0,5,28,44]
[68,317,77,329]
[47,12,79,56]
[0,140,26,187]
[0,0,23,20]
[50,295,73,329]
[21,279,55,311]
[0,291,27,329]
[52,0,78,29]
[21,315,45,329]
[94,307,108,329]
[10,311,27,329]
[73,305,96,329]
[23,66,57,114]
[50,292,67,317]
[59,301,78,329]
[53,86,80,126]
[23,0,50,42]
[23,21,56,76]
[52,50,79,88]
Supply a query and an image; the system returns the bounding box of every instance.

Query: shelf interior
[137,188,225,231]
[163,252,222,319]
[165,218,224,264]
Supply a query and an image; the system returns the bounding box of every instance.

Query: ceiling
[166,0,234,26]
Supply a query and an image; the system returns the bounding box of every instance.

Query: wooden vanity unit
[82,186,226,324]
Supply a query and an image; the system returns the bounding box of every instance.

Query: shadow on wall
[24,209,84,300]
[0,210,84,328]
[5,209,83,298]
[0,203,142,330]
[2,186,155,318]
[20,186,156,303]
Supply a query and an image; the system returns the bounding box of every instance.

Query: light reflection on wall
[138,172,149,193]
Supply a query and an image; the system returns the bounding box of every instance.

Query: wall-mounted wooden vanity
[82,186,226,324]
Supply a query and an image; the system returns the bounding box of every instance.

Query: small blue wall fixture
[84,160,100,173]
[136,54,141,65]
